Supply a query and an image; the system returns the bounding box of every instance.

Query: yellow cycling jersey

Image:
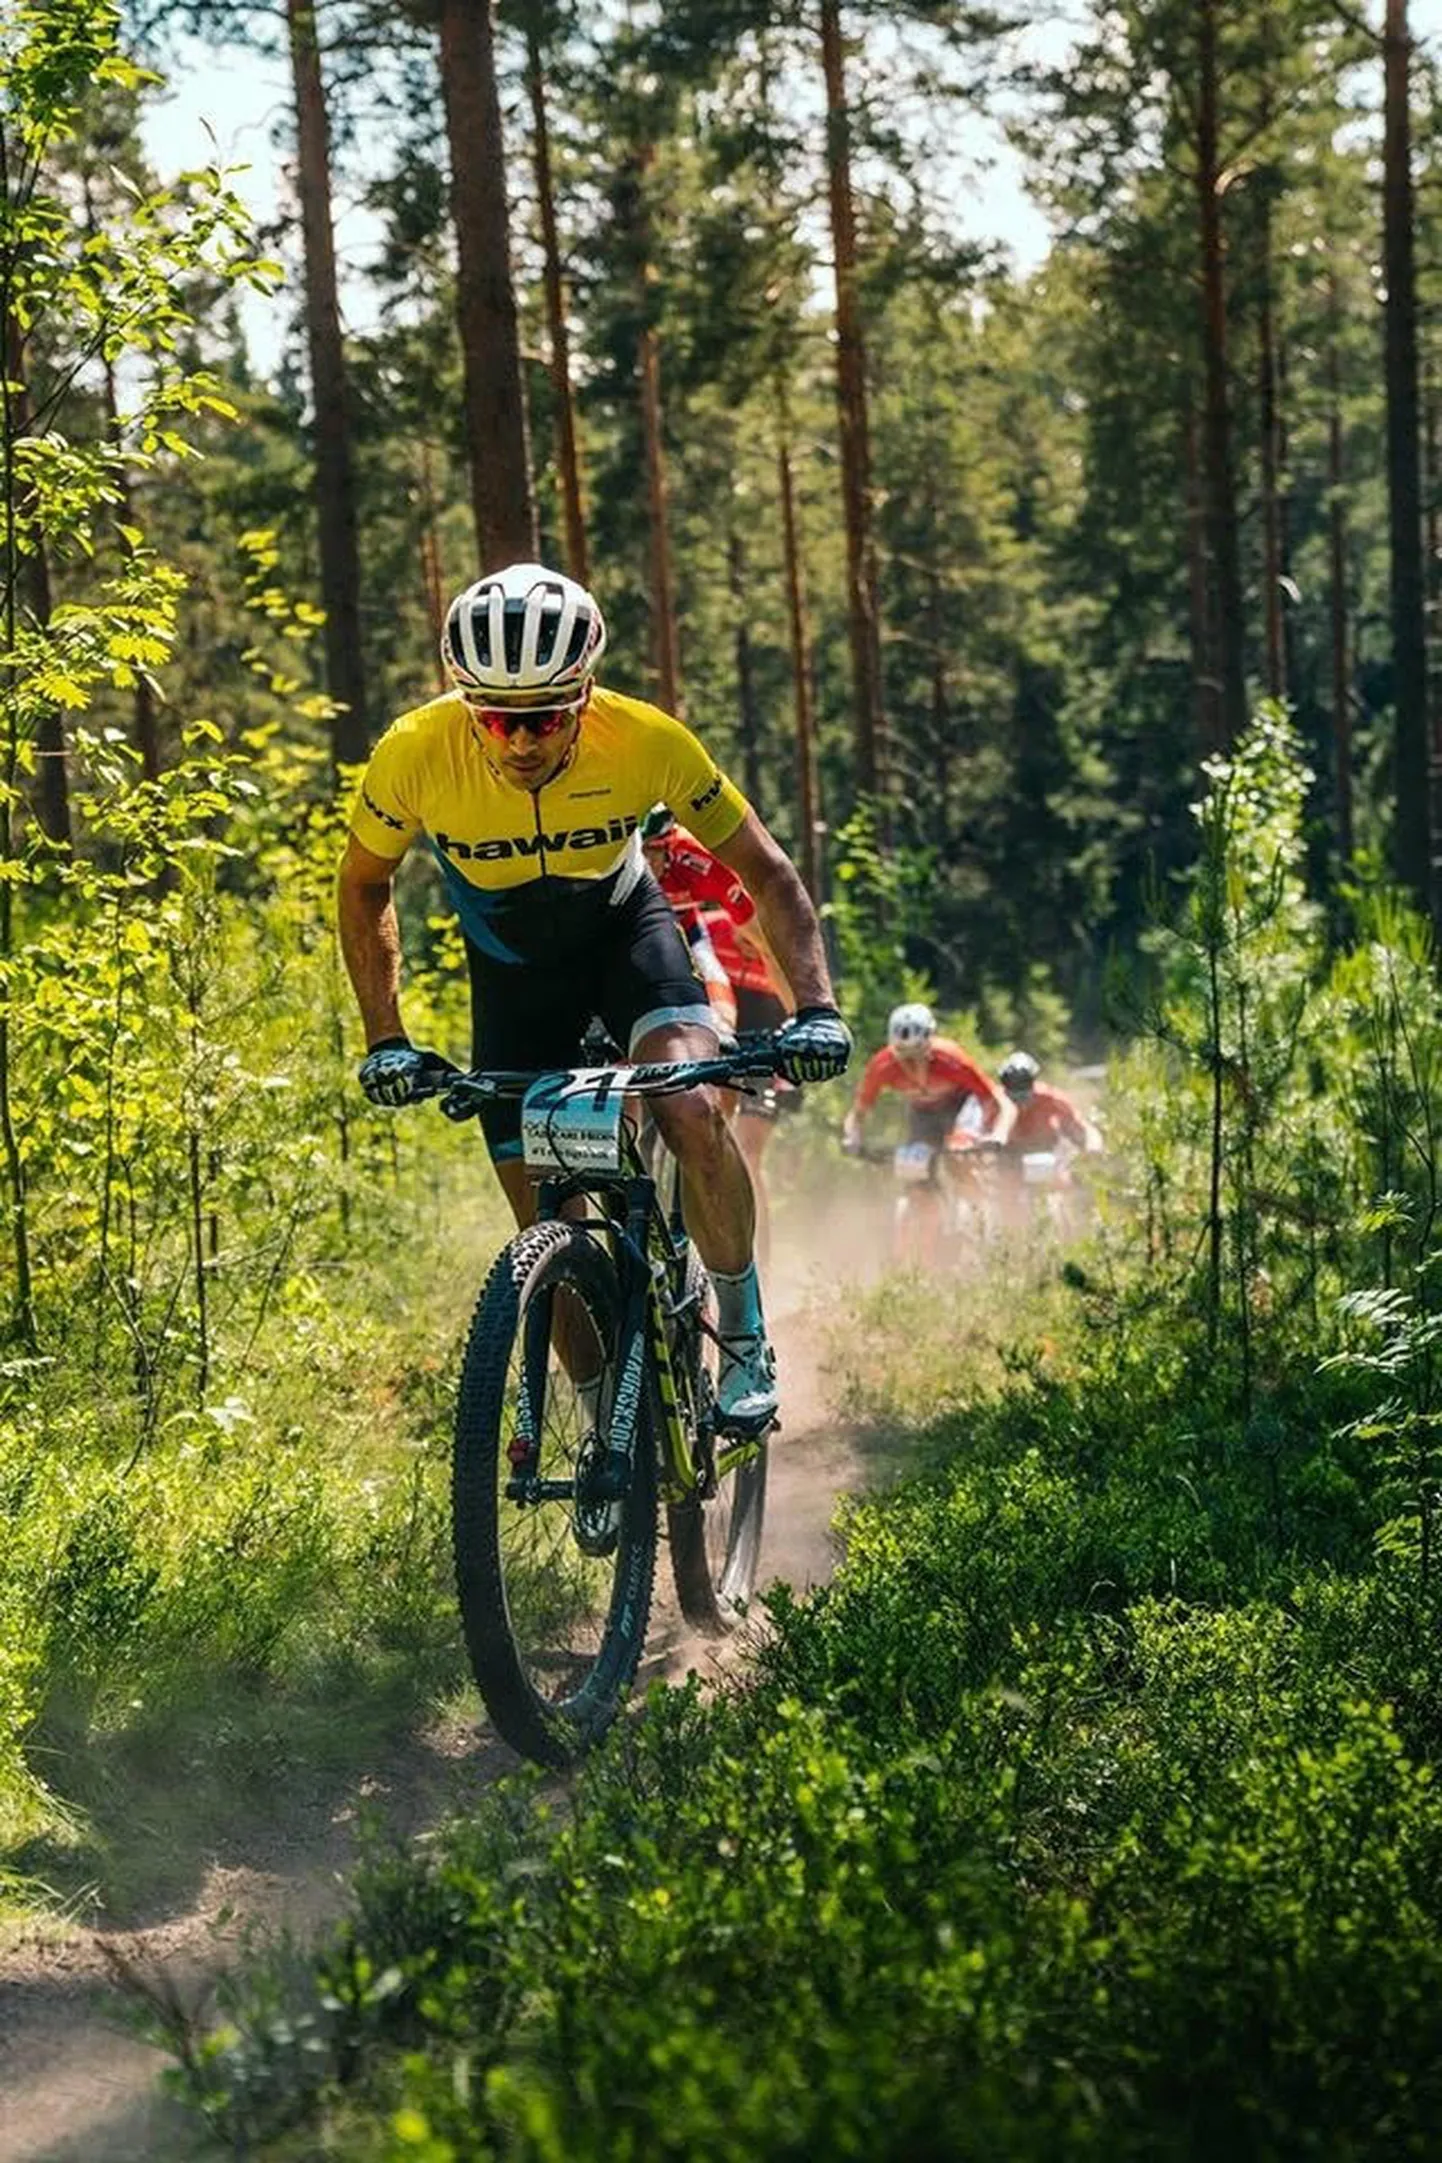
[348,683,749,965]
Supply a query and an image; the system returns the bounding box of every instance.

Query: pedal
[714,1405,779,1443]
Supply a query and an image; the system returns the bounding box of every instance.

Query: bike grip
[439,1083,482,1123]
[408,1055,463,1103]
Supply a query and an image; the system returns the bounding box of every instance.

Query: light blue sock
[711,1262,764,1339]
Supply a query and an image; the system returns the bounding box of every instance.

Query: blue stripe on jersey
[429,845,524,963]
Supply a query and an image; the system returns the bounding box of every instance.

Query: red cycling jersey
[653,830,781,998]
[703,905,778,997]
[855,1039,1003,1124]
[1006,1085,1089,1152]
[653,831,751,935]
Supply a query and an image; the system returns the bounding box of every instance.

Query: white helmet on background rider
[888,1002,936,1051]
[1000,1051,1040,1100]
[441,562,607,707]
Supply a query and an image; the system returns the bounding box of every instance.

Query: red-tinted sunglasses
[464,693,586,741]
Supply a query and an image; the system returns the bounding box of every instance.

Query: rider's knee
[654,1084,728,1166]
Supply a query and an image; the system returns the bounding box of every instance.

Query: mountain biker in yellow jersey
[336,562,851,1434]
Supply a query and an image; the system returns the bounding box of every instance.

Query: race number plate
[522,1068,634,1174]
[1021,1150,1059,1187]
[892,1141,935,1186]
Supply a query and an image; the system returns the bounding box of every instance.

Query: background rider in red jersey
[840,1004,1007,1264]
[641,805,794,1265]
[842,1002,1006,1155]
[997,1051,1100,1153]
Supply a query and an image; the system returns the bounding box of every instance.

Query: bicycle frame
[523,1148,760,1515]
[426,1040,779,1515]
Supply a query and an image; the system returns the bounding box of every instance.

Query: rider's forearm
[746,856,834,1010]
[338,873,406,1047]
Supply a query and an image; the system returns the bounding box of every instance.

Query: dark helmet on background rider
[1000,1051,1040,1100]
[441,562,606,706]
[640,803,676,843]
[888,1002,936,1051]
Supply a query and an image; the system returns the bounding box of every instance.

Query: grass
[0,1139,512,1931]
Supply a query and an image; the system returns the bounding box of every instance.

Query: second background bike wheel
[667,1251,768,1632]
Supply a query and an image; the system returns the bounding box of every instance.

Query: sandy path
[0,1309,856,2163]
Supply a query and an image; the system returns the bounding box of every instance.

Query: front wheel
[667,1251,768,1633]
[452,1221,658,1767]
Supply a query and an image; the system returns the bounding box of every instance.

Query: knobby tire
[666,1250,768,1632]
[452,1221,658,1767]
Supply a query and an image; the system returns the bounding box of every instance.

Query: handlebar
[842,1133,1008,1164]
[416,1033,788,1120]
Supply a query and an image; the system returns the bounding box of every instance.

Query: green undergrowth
[147,1260,1442,2161]
[0,1162,507,1929]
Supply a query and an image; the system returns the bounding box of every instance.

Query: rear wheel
[452,1221,658,1766]
[667,1250,768,1632]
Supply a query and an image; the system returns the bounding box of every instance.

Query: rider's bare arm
[338,834,410,1046]
[713,811,834,1010]
[732,913,793,1009]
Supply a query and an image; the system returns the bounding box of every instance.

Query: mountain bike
[845,1133,1004,1268]
[421,1038,783,1768]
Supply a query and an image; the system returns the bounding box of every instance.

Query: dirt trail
[0,1302,858,2163]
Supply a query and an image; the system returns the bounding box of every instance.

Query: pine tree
[436,0,538,566]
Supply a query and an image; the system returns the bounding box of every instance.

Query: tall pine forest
[14,0,1442,1030]
[14,3,1442,2155]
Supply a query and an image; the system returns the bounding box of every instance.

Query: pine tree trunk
[1196,0,1249,747]
[1277,331,1296,695]
[1184,403,1221,754]
[1425,357,1442,907]
[819,0,885,800]
[727,525,764,815]
[1382,0,1430,914]
[619,141,681,714]
[525,18,589,586]
[3,313,69,843]
[417,437,446,656]
[1258,201,1286,701]
[639,313,681,713]
[1328,273,1353,867]
[439,0,538,569]
[777,397,820,899]
[1426,359,1440,646]
[285,0,369,766]
[928,562,950,850]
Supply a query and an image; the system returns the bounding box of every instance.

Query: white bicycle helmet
[442,562,607,706]
[1000,1051,1040,1099]
[888,1002,936,1050]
